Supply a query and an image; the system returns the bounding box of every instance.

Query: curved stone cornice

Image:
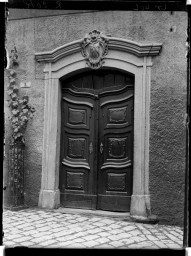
[35,37,162,63]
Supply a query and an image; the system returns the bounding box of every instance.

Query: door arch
[35,35,162,219]
[60,69,134,211]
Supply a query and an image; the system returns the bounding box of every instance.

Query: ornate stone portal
[81,30,109,69]
[35,33,162,220]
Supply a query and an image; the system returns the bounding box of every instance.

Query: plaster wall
[4,10,187,225]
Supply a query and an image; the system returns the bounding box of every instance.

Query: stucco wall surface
[4,10,187,226]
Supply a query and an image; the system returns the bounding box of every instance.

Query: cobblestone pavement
[2,208,183,249]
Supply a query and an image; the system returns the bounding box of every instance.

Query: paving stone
[66,224,80,229]
[18,223,34,229]
[109,240,124,247]
[99,226,112,231]
[64,243,85,248]
[58,240,80,247]
[139,229,152,235]
[37,226,51,232]
[96,244,114,248]
[51,227,66,233]
[168,243,182,249]
[94,237,110,244]
[12,222,26,226]
[53,230,75,238]
[33,223,47,228]
[83,235,100,241]
[109,229,122,235]
[31,236,54,243]
[109,224,121,229]
[122,226,137,232]
[22,230,39,235]
[89,217,102,222]
[132,236,147,242]
[82,240,99,247]
[156,235,168,240]
[165,233,182,242]
[128,229,142,236]
[146,234,159,241]
[87,228,103,234]
[137,241,155,247]
[117,233,132,239]
[71,238,86,243]
[122,238,137,245]
[21,226,36,231]
[92,222,107,227]
[67,219,79,223]
[100,219,115,225]
[5,234,23,240]
[108,235,122,241]
[13,236,33,243]
[152,240,169,248]
[56,233,82,242]
[161,239,179,244]
[4,241,17,247]
[48,243,61,248]
[31,231,52,238]
[66,231,89,238]
[99,231,111,237]
[18,241,35,247]
[75,217,88,222]
[38,240,56,246]
[128,244,149,249]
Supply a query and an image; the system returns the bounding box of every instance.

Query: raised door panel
[98,86,134,211]
[60,89,97,209]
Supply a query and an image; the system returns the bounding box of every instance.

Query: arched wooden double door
[60,70,134,212]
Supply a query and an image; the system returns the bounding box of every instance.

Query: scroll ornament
[81,30,109,69]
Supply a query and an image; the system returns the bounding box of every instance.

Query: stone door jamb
[35,37,162,218]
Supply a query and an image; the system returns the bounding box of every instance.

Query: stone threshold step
[55,207,131,219]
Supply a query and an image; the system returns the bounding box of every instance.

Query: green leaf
[12,109,19,116]
[22,109,28,114]
[12,101,19,108]
[10,70,16,76]
[13,85,19,91]
[12,117,18,123]
[11,93,18,99]
[7,89,13,96]
[14,128,19,133]
[10,78,16,84]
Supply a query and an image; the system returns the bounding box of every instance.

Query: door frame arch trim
[36,36,162,218]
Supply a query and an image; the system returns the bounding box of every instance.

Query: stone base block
[130,214,158,224]
[38,189,60,209]
[130,194,151,218]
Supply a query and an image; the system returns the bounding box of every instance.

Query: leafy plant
[7,47,35,144]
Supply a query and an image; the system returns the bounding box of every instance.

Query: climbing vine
[7,46,35,144]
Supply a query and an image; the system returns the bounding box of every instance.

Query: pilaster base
[38,189,60,209]
[130,194,151,217]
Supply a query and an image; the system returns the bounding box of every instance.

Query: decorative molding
[81,30,109,69]
[62,158,90,170]
[108,138,127,159]
[107,173,126,191]
[108,106,127,124]
[68,108,86,125]
[66,172,84,190]
[35,36,162,63]
[68,138,85,158]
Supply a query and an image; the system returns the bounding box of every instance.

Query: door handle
[100,142,103,154]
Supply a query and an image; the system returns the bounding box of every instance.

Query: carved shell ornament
[81,30,109,69]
